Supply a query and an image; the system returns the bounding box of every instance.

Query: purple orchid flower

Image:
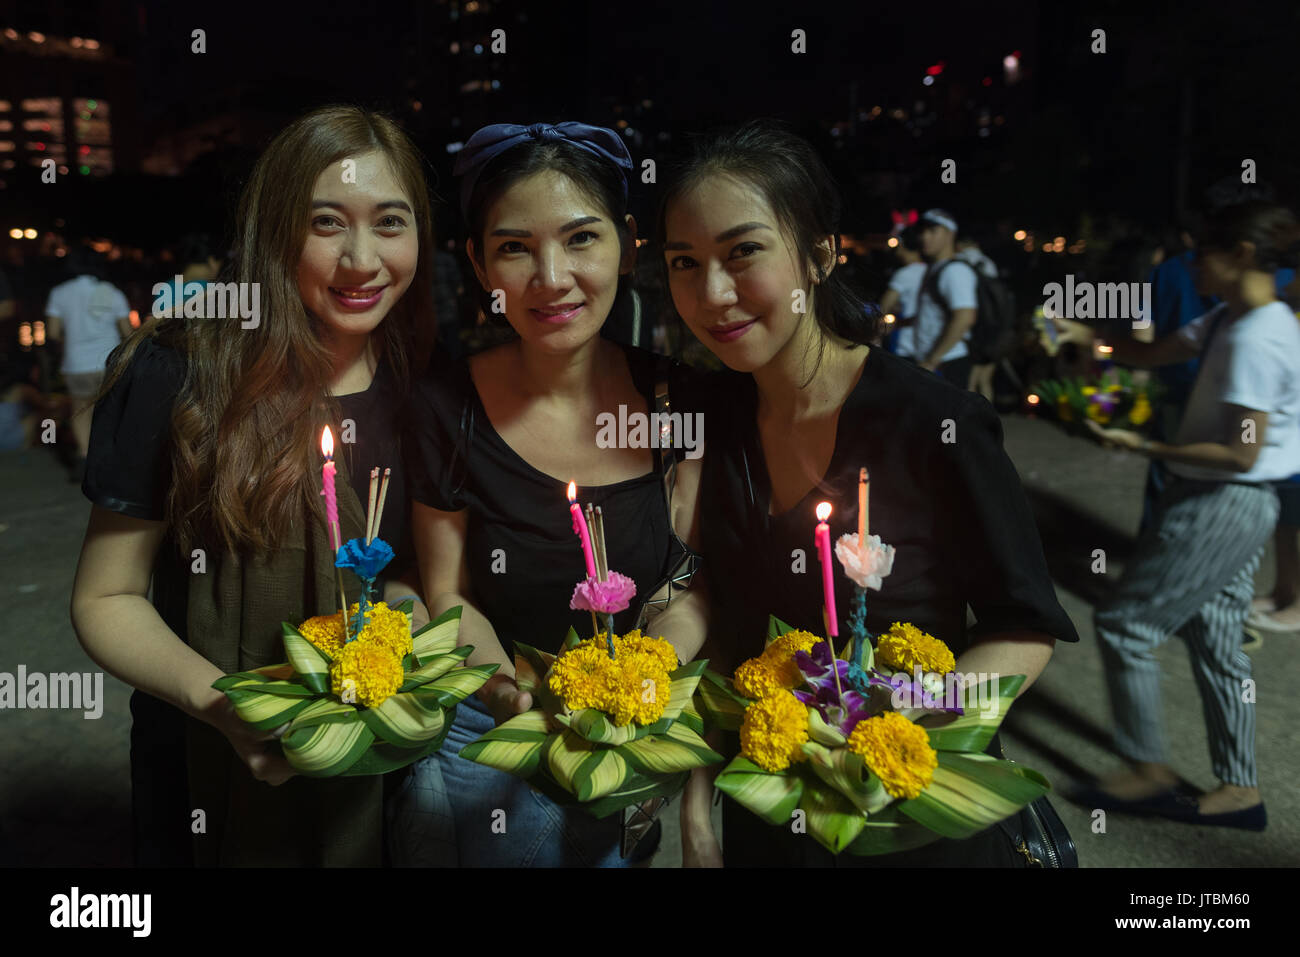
[794,642,894,734]
[874,667,966,715]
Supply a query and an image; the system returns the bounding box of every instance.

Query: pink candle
[321,426,340,549]
[567,480,598,579]
[815,501,839,638]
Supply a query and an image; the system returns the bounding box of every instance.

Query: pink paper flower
[569,571,638,615]
[834,532,895,591]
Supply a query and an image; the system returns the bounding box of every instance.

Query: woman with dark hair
[394,123,709,867]
[70,105,436,866]
[1054,202,1300,830]
[659,120,1078,867]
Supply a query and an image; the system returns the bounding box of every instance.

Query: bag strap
[635,357,702,630]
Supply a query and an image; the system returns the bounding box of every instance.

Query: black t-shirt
[404,345,695,660]
[82,336,416,646]
[699,346,1080,664]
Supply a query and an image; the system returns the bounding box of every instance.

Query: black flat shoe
[1147,793,1267,831]
[1064,782,1183,815]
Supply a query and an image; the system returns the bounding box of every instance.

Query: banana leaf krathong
[460,628,724,818]
[213,602,498,776]
[695,615,1051,855]
[1032,368,1164,435]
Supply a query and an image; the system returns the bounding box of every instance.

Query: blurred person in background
[876,224,924,357]
[44,246,132,477]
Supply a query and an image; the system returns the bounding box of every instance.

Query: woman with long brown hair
[70,105,435,866]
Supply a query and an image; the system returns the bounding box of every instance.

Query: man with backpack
[915,210,1016,399]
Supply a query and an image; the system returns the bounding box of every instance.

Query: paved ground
[1,413,1295,867]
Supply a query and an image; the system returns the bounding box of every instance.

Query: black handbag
[995,743,1078,867]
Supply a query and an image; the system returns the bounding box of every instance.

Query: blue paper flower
[335,537,394,582]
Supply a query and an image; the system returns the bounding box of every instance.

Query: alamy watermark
[595,405,704,460]
[889,668,1001,719]
[152,275,261,329]
[1042,275,1151,329]
[0,667,103,719]
[49,887,151,936]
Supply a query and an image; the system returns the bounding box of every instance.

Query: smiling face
[467,168,634,354]
[663,173,820,373]
[296,149,419,345]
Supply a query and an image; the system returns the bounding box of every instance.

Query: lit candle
[567,481,598,579]
[320,426,340,550]
[858,467,869,542]
[319,425,349,640]
[815,501,839,639]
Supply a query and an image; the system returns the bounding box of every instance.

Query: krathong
[695,616,1052,855]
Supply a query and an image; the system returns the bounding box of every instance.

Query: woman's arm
[1092,406,1269,473]
[640,457,709,663]
[70,506,294,784]
[411,499,532,722]
[1051,316,1198,368]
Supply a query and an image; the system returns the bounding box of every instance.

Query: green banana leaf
[714,756,804,826]
[923,673,1025,753]
[896,750,1050,839]
[802,778,866,853]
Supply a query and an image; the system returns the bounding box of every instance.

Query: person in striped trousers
[1053,202,1300,830]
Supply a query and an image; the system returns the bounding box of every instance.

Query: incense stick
[372,468,391,543]
[365,467,379,544]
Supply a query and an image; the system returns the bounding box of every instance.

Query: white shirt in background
[887,261,927,357]
[1171,301,1300,484]
[913,258,977,364]
[45,275,129,374]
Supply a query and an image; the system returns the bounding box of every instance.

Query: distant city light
[18,323,32,347]
[1014,230,1027,241]
[23,228,36,239]
[450,41,459,53]
[922,75,934,86]
[1026,393,1040,405]
[33,320,45,345]
[8,228,21,239]
[837,254,847,264]
[886,236,899,248]
[129,309,140,328]
[445,141,464,153]
[473,43,483,54]
[883,314,896,325]
[926,62,945,76]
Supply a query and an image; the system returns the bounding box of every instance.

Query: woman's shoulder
[859,347,984,423]
[104,332,188,400]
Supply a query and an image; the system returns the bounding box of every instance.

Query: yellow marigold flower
[760,629,821,686]
[876,622,956,674]
[1081,386,1097,396]
[847,711,938,799]
[1130,396,1152,426]
[734,657,784,700]
[547,633,674,725]
[1085,403,1110,424]
[353,601,413,659]
[298,612,347,657]
[329,639,404,708]
[740,691,810,772]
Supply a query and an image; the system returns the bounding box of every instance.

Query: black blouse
[404,345,695,660]
[699,346,1079,664]
[83,336,416,640]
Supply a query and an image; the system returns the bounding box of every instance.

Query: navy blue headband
[453,122,634,220]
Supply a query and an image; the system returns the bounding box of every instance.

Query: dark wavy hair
[101,105,436,556]
[656,119,881,357]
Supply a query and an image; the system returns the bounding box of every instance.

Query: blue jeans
[386,696,627,867]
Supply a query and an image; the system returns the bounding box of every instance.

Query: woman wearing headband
[391,122,708,867]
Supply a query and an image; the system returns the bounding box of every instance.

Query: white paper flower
[833,532,895,590]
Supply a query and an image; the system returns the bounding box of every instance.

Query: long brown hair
[105,105,435,555]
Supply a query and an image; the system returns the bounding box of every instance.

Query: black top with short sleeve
[698,345,1079,868]
[83,336,416,638]
[404,345,696,661]
[699,345,1079,664]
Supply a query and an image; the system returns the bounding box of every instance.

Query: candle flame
[816,501,832,522]
[567,480,577,502]
[321,426,334,458]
